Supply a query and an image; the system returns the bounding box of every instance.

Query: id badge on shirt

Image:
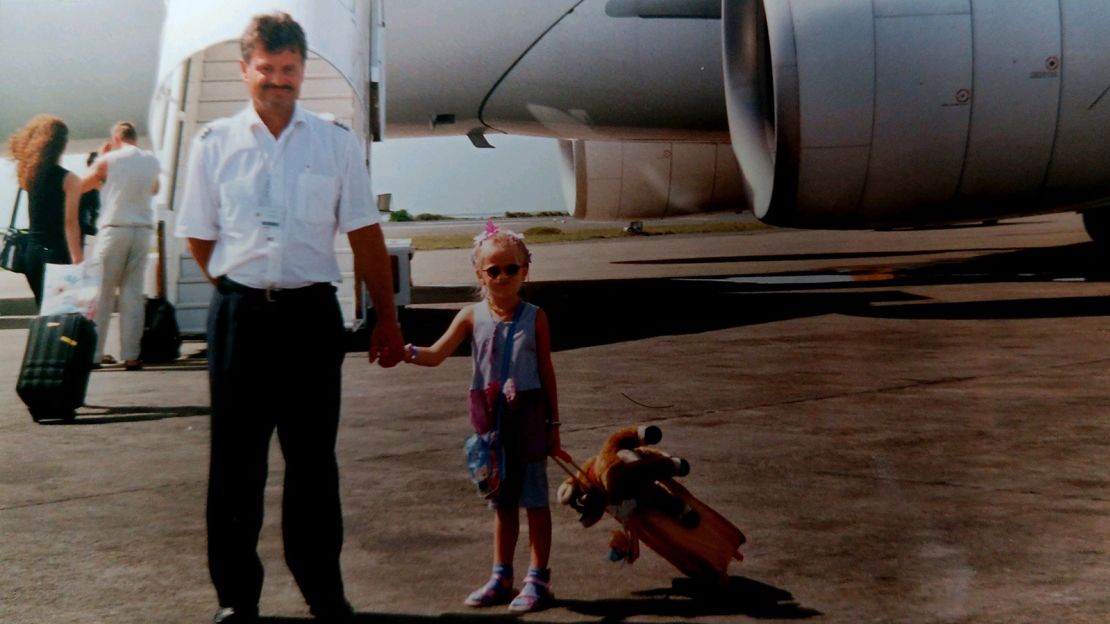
[259,204,283,228]
[259,204,284,284]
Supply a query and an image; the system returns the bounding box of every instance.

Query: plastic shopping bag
[40,261,102,320]
[465,430,502,499]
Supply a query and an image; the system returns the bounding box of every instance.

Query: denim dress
[469,300,550,505]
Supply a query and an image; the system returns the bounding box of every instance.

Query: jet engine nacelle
[724,0,1110,229]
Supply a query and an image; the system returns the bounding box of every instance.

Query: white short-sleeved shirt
[174,103,379,289]
[98,144,161,228]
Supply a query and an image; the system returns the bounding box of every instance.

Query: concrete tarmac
[1,212,1108,623]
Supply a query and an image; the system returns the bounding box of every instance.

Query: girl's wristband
[406,345,420,361]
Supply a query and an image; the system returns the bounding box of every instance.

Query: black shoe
[309,600,355,621]
[213,606,258,623]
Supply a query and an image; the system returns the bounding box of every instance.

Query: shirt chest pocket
[296,173,339,225]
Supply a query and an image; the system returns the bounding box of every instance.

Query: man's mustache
[262,85,294,91]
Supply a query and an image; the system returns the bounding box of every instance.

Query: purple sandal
[508,575,554,612]
[464,575,514,607]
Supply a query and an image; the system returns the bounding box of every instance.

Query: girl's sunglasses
[482,264,521,278]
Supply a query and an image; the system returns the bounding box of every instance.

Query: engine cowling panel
[562,139,744,221]
[724,0,1110,229]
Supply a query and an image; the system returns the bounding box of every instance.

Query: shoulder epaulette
[332,120,350,131]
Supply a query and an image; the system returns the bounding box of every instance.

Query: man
[174,12,404,624]
[82,122,160,370]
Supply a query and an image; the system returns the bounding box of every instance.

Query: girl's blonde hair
[472,222,532,299]
[471,221,532,268]
[7,114,68,191]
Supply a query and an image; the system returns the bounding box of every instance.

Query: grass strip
[408,220,771,251]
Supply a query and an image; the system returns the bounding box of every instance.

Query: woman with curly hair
[7,114,84,306]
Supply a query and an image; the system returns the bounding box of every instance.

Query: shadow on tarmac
[854,294,1110,320]
[0,317,34,330]
[92,358,210,372]
[609,246,1018,265]
[258,616,519,623]
[8,241,1110,351]
[397,241,1110,353]
[252,575,819,622]
[37,404,209,425]
[401,282,917,354]
[255,616,512,623]
[251,577,821,617]
[609,239,1110,284]
[561,576,821,621]
[532,281,910,352]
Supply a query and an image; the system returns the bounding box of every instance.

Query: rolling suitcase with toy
[16,313,97,422]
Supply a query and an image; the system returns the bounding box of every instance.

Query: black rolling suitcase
[140,297,181,363]
[16,313,97,422]
[139,221,181,363]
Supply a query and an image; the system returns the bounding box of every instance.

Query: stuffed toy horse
[556,425,745,584]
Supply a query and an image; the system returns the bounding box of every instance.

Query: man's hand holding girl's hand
[368,321,404,367]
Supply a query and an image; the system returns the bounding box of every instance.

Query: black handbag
[79,189,99,236]
[1,189,29,274]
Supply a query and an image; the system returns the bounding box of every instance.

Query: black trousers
[23,239,70,308]
[206,278,347,612]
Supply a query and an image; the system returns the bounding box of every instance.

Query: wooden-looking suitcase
[16,313,97,422]
[624,480,746,583]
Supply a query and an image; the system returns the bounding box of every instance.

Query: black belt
[217,277,335,302]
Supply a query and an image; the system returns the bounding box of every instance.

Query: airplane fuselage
[383,0,1110,230]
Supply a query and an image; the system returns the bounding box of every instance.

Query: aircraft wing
[0,0,164,143]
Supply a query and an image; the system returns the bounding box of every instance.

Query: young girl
[404,222,561,612]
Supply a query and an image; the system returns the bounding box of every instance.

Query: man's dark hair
[240,11,307,62]
[111,121,137,142]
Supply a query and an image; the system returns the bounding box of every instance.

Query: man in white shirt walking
[82,121,161,370]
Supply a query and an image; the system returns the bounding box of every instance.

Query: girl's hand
[403,343,420,364]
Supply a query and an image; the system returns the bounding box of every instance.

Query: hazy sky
[371,135,568,218]
[0,0,164,140]
[1,134,569,227]
[0,0,568,225]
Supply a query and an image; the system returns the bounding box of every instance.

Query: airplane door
[957,0,1061,204]
[859,2,973,221]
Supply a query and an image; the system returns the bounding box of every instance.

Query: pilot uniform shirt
[175,103,378,290]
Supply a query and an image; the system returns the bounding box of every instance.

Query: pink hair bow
[473,219,525,244]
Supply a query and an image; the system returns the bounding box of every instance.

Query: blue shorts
[489,459,549,510]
